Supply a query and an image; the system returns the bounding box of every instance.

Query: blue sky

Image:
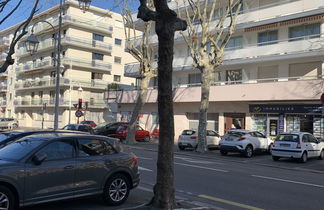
[0,0,139,30]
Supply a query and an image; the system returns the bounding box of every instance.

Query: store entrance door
[267,117,279,139]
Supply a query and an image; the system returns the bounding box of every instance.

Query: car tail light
[296,141,301,149]
[131,155,138,166]
[191,136,197,139]
[238,137,246,141]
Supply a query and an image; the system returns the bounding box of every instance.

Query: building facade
[0,0,138,128]
[115,0,324,140]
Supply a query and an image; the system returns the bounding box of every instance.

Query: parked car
[178,129,221,150]
[94,122,126,136]
[80,120,97,127]
[271,132,324,163]
[0,130,87,149]
[0,118,19,129]
[114,124,151,141]
[0,133,139,209]
[150,128,159,141]
[62,124,94,134]
[219,129,273,157]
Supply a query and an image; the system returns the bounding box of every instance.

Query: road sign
[75,110,83,118]
[321,93,324,104]
[73,104,78,108]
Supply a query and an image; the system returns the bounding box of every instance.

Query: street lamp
[25,34,39,55]
[78,0,91,13]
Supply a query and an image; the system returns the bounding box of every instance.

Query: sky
[0,0,139,30]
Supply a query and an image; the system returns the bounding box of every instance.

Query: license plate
[280,143,290,147]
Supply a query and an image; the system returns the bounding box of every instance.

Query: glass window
[289,23,320,41]
[226,69,242,84]
[258,30,278,46]
[0,139,44,160]
[35,140,74,161]
[207,130,218,137]
[188,73,201,85]
[114,75,121,82]
[226,36,243,50]
[181,130,196,135]
[92,53,104,60]
[78,139,116,157]
[93,33,104,41]
[302,134,309,143]
[276,134,300,142]
[115,38,122,45]
[114,56,121,64]
[91,72,103,80]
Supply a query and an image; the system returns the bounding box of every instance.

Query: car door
[248,132,261,149]
[206,130,220,146]
[307,134,320,157]
[135,126,145,140]
[24,139,76,204]
[74,137,117,195]
[255,132,268,149]
[302,134,314,157]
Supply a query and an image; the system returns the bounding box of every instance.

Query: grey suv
[0,133,139,209]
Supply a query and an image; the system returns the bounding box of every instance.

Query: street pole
[53,0,64,130]
[69,84,72,124]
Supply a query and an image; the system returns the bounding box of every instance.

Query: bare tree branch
[0,0,40,73]
[0,0,22,25]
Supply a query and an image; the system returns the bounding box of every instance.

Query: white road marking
[175,162,228,172]
[175,156,223,165]
[252,175,324,188]
[137,186,153,192]
[138,166,153,172]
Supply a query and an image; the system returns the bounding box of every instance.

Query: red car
[116,124,151,141]
[80,120,97,127]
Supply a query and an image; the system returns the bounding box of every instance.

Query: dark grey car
[0,133,139,210]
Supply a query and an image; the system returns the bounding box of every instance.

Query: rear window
[227,131,245,137]
[118,125,128,130]
[181,130,196,135]
[276,134,300,142]
[63,125,77,130]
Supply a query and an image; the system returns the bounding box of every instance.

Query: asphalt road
[21,143,324,210]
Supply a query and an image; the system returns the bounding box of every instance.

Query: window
[289,23,320,41]
[93,33,104,41]
[114,75,121,82]
[91,72,103,80]
[92,53,104,60]
[35,140,74,161]
[188,73,201,85]
[152,113,159,125]
[207,130,219,137]
[226,69,242,84]
[115,38,122,45]
[258,30,278,46]
[226,36,243,50]
[114,56,121,64]
[39,91,43,98]
[78,139,116,157]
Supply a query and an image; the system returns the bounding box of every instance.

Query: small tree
[0,0,40,72]
[122,0,157,145]
[180,0,242,152]
[137,0,187,208]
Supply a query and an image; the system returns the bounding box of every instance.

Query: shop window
[252,115,267,135]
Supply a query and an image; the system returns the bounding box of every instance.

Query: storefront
[250,104,323,139]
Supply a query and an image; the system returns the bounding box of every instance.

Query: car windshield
[181,130,196,135]
[0,139,43,161]
[276,134,300,142]
[118,125,128,130]
[0,132,21,143]
[95,123,109,129]
[227,131,246,137]
[63,125,77,130]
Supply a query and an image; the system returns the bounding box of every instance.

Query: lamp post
[25,0,91,130]
[77,86,83,124]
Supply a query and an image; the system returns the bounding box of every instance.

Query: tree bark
[125,76,150,144]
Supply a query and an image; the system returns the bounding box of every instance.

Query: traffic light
[78,98,82,109]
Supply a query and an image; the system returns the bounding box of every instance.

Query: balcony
[15,58,54,74]
[14,98,69,108]
[113,75,323,103]
[17,39,55,57]
[62,36,112,53]
[0,38,10,51]
[0,83,7,92]
[63,57,112,72]
[124,63,141,78]
[0,54,7,64]
[0,101,6,107]
[15,77,109,91]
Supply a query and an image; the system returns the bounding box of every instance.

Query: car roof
[278,132,311,135]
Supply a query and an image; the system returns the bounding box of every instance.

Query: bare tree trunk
[197,69,211,152]
[125,76,150,144]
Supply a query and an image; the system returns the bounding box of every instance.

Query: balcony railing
[62,36,112,52]
[0,84,7,92]
[15,58,54,73]
[13,98,107,108]
[63,57,112,71]
[0,38,10,50]
[0,101,6,107]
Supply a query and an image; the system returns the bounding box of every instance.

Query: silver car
[0,133,139,209]
[0,118,18,129]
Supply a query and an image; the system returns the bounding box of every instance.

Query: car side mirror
[32,154,47,165]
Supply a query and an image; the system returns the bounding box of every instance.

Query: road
[22,143,324,210]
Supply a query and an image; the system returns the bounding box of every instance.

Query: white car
[271,132,324,163]
[178,129,221,150]
[219,129,273,158]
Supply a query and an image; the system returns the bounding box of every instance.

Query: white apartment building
[0,0,137,128]
[114,0,324,140]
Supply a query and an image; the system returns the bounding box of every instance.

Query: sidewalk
[123,141,324,174]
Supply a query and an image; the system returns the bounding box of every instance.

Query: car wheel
[0,186,16,210]
[12,124,18,129]
[318,150,324,160]
[244,145,253,158]
[103,174,130,206]
[178,146,185,151]
[272,156,280,161]
[220,150,228,156]
[300,152,308,163]
[144,135,150,142]
[268,143,273,154]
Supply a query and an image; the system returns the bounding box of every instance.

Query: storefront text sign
[249,104,322,114]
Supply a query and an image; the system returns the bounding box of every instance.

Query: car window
[302,135,309,143]
[181,130,196,135]
[136,126,143,131]
[35,140,74,161]
[227,131,245,137]
[276,134,300,142]
[78,125,89,132]
[0,139,43,161]
[78,139,116,157]
[63,125,77,130]
[118,125,128,130]
[207,130,218,136]
[307,134,318,143]
[255,132,265,138]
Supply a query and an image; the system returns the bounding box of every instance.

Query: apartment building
[114,0,324,140]
[0,0,137,128]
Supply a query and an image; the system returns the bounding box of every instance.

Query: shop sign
[249,104,322,114]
